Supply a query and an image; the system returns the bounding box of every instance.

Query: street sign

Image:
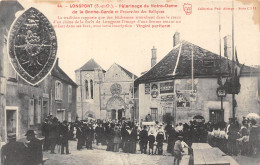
[217,87,226,97]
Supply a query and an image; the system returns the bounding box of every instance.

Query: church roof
[136,40,260,83]
[76,58,105,72]
[114,63,138,79]
[52,60,78,87]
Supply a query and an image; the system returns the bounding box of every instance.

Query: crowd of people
[207,117,260,157]
[40,115,260,161]
[1,114,259,165]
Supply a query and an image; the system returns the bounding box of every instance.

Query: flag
[235,47,239,65]
[228,62,232,76]
[217,74,223,86]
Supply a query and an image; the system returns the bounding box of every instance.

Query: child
[156,130,164,155]
[173,136,184,165]
[148,132,155,155]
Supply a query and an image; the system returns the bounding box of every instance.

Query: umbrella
[246,113,260,120]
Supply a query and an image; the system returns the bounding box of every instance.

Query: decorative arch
[106,96,126,110]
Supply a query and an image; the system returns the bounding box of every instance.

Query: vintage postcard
[0,0,259,164]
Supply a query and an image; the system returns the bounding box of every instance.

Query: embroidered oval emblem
[8,7,57,85]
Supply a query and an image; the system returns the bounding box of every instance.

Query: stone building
[135,32,260,124]
[75,59,137,120]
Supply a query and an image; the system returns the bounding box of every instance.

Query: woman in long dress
[113,126,122,152]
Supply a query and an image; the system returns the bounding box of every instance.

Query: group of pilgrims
[40,115,192,158]
[38,115,259,165]
[1,114,258,165]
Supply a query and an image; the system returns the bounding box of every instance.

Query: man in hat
[41,118,50,151]
[1,133,26,165]
[139,125,148,154]
[59,120,70,154]
[156,130,165,155]
[25,130,43,165]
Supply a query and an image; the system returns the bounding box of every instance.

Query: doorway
[209,109,224,123]
[111,109,116,120]
[5,106,18,141]
[118,109,123,120]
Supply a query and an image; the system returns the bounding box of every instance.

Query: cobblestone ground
[44,140,174,165]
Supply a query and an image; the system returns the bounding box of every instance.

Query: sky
[17,0,260,82]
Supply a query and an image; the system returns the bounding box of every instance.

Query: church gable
[105,63,133,82]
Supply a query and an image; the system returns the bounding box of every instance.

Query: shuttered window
[29,99,34,125]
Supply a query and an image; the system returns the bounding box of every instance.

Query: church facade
[75,59,137,120]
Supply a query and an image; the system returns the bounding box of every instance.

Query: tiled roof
[136,40,260,83]
[52,61,77,87]
[76,58,105,72]
[115,63,138,79]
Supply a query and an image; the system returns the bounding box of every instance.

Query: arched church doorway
[106,96,126,120]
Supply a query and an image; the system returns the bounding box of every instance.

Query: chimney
[151,46,157,67]
[224,35,231,59]
[173,32,180,47]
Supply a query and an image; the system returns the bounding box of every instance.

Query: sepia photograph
[0,0,260,164]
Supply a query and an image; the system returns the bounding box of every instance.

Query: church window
[85,80,89,99]
[90,79,93,99]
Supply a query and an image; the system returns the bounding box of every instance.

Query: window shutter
[68,85,72,103]
[29,99,34,125]
[37,100,41,124]
[61,83,63,100]
[55,81,58,100]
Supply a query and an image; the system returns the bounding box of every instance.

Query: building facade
[135,32,260,124]
[75,59,137,120]
[0,1,77,141]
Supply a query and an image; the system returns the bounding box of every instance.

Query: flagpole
[219,12,224,112]
[192,46,194,91]
[231,0,235,119]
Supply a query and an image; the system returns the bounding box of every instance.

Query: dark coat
[148,134,155,143]
[156,133,164,143]
[26,138,43,165]
[59,124,69,142]
[76,127,83,139]
[129,128,138,142]
[48,123,59,139]
[139,130,148,143]
[1,141,27,165]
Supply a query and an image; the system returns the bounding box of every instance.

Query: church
[75,59,137,120]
